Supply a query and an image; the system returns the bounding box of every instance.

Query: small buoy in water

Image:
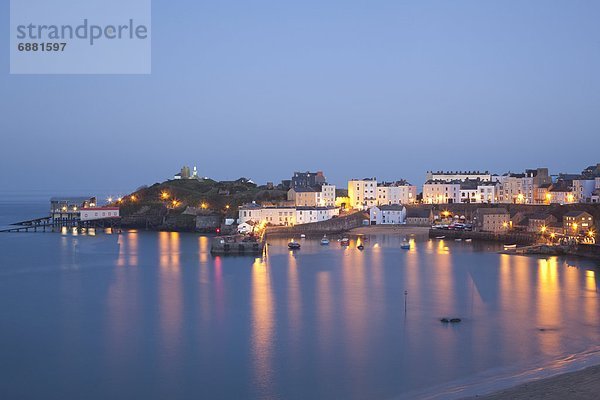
[440,318,450,323]
[450,318,461,323]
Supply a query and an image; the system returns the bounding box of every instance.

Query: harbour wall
[267,211,367,236]
[428,228,537,245]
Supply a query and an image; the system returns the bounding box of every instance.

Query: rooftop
[374,204,406,211]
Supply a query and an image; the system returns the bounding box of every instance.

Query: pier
[0,217,122,233]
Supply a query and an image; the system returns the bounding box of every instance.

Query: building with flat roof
[425,170,492,182]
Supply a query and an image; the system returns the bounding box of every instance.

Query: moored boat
[464,238,472,242]
[288,241,301,250]
[320,235,330,245]
[400,238,410,249]
[357,244,365,250]
[435,236,446,239]
[340,238,350,246]
[503,244,517,250]
[300,234,306,238]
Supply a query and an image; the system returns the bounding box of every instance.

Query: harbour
[1,213,598,399]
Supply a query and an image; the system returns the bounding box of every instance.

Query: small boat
[357,244,365,250]
[300,234,306,238]
[440,317,462,324]
[340,238,350,246]
[320,235,330,245]
[288,241,301,250]
[503,244,517,250]
[455,238,462,242]
[464,239,472,242]
[435,236,446,239]
[400,238,410,250]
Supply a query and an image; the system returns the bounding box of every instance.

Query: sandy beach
[464,365,600,399]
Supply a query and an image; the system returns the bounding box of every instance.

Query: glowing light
[225,205,230,210]
[550,233,556,239]
[502,222,508,228]
[201,203,208,209]
[117,197,123,203]
[572,223,578,232]
[160,191,170,200]
[107,197,113,203]
[172,199,180,207]
[540,225,547,233]
[130,195,137,202]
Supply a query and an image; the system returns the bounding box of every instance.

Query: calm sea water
[0,201,599,399]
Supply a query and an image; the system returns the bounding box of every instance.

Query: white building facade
[238,204,338,226]
[348,178,377,210]
[296,207,340,224]
[369,205,407,225]
[319,184,336,207]
[498,174,534,204]
[573,179,596,203]
[423,181,461,204]
[80,207,120,221]
[376,183,417,205]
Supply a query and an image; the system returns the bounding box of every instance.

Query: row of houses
[421,165,600,205]
[238,202,340,228]
[348,178,418,209]
[471,208,595,237]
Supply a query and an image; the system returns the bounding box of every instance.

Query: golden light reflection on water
[159,232,180,269]
[341,245,368,392]
[287,251,301,351]
[584,270,597,325]
[537,258,560,354]
[316,271,334,354]
[198,236,209,264]
[251,257,275,397]
[434,241,454,314]
[158,231,182,373]
[117,231,139,267]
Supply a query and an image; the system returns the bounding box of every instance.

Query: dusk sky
[1,0,599,197]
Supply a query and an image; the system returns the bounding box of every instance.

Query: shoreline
[462,363,600,399]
